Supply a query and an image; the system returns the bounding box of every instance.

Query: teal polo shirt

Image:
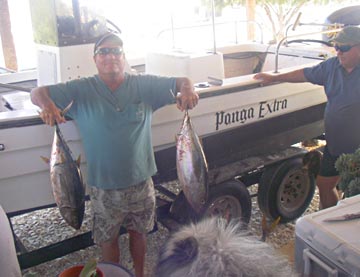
[48,73,176,189]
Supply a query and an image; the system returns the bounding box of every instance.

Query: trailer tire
[169,191,198,224]
[257,157,315,223]
[202,180,252,224]
[170,180,252,224]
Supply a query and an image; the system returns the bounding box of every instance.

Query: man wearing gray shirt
[254,26,360,209]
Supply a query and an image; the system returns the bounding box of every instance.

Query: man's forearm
[30,86,66,125]
[174,77,198,111]
[175,77,193,93]
[30,86,53,109]
[273,69,307,83]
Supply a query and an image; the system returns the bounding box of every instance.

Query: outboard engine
[322,5,360,41]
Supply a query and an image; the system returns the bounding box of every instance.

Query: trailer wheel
[202,180,252,224]
[170,180,252,224]
[257,157,315,223]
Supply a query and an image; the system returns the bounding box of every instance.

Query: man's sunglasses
[334,44,358,53]
[94,47,123,56]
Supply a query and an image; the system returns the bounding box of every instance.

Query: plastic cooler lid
[295,195,360,274]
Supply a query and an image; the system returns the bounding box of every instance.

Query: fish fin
[199,137,204,147]
[76,155,81,166]
[40,156,50,164]
[60,100,74,116]
[60,153,66,163]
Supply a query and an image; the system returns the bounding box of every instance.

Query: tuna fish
[41,102,85,230]
[176,110,208,214]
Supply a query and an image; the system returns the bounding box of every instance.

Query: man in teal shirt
[31,32,199,277]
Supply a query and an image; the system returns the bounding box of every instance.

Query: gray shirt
[304,57,360,156]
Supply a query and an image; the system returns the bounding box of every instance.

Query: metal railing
[274,27,342,73]
[156,19,264,50]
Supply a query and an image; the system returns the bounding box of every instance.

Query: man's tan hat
[331,26,360,45]
[94,32,123,54]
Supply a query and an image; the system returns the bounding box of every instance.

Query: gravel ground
[14,182,320,277]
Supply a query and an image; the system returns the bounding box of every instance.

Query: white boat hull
[0,43,331,213]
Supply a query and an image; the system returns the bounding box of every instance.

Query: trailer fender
[257,157,315,223]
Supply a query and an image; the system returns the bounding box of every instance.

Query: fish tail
[60,100,74,116]
[54,123,75,158]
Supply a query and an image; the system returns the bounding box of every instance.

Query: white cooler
[295,195,360,277]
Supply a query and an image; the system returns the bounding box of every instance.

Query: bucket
[59,265,104,277]
[97,262,134,276]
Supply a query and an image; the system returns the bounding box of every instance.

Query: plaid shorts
[90,178,156,244]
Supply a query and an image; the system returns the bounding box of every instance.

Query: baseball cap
[331,26,360,45]
[94,32,123,54]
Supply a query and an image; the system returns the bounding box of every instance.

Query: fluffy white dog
[155,217,297,277]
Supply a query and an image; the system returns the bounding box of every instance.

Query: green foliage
[80,259,98,277]
[335,148,360,197]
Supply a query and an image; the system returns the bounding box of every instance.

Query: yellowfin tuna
[176,110,208,214]
[41,101,85,229]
